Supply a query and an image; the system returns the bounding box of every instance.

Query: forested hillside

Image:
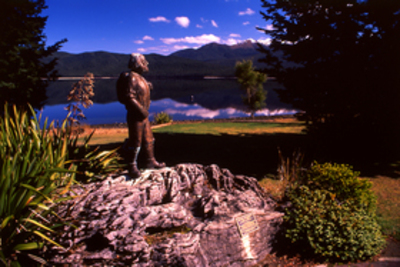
[46,42,269,78]
[45,42,289,108]
[171,41,267,67]
[50,52,234,77]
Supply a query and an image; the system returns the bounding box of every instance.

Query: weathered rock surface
[48,164,283,266]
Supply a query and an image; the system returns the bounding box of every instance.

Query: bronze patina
[117,53,165,179]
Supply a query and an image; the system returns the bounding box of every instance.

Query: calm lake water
[42,78,297,125]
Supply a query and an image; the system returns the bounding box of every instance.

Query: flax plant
[0,105,75,266]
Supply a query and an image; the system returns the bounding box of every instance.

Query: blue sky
[43,0,272,55]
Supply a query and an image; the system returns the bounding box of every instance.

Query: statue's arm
[126,97,149,119]
[125,77,149,119]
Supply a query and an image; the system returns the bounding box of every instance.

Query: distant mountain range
[170,41,266,67]
[45,41,293,110]
[49,41,269,78]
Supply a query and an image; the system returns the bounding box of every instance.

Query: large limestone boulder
[48,164,283,266]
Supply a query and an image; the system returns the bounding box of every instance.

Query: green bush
[58,127,121,183]
[153,112,172,125]
[304,162,376,212]
[0,105,75,266]
[283,162,385,263]
[0,105,122,266]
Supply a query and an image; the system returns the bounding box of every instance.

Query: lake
[42,78,297,125]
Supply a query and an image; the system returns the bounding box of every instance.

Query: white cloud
[257,24,278,33]
[143,35,154,41]
[149,16,170,23]
[243,21,250,26]
[161,34,221,45]
[225,38,240,45]
[257,37,272,46]
[137,45,171,54]
[239,8,255,16]
[229,33,241,38]
[211,20,218,28]
[175,16,190,28]
[173,45,190,50]
[265,24,276,31]
[135,35,154,44]
[196,24,203,28]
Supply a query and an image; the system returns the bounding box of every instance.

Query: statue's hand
[140,108,149,119]
[126,98,149,120]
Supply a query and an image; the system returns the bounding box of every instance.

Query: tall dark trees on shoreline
[0,0,66,113]
[258,0,400,157]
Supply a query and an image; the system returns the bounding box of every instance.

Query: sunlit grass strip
[72,121,305,145]
[152,122,306,136]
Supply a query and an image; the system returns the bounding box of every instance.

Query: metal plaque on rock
[235,213,259,237]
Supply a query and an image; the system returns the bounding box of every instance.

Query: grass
[153,121,305,136]
[369,176,400,240]
[258,177,287,200]
[76,118,305,145]
[76,126,129,145]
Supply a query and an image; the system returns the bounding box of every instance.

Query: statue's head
[128,53,149,74]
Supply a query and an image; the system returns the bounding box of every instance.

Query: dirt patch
[381,237,400,257]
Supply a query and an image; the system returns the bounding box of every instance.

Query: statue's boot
[144,141,166,169]
[127,146,141,179]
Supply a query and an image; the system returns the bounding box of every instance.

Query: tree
[258,0,400,154]
[235,60,267,118]
[0,0,66,113]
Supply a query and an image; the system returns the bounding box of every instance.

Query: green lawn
[152,121,305,136]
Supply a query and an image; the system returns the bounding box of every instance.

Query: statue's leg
[126,111,144,178]
[142,118,166,169]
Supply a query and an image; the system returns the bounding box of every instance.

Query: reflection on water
[40,98,297,125]
[43,78,297,125]
[46,78,291,107]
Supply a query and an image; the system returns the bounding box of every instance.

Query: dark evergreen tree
[0,0,66,112]
[258,0,400,155]
[235,60,267,118]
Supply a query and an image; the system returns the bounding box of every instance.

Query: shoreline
[89,114,299,129]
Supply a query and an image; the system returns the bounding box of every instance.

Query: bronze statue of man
[116,53,165,179]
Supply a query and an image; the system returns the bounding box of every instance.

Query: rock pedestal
[48,164,283,266]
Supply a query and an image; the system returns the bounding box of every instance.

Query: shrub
[70,144,122,182]
[283,162,385,263]
[0,105,75,266]
[304,162,376,212]
[55,126,122,183]
[0,104,122,266]
[154,112,172,125]
[276,148,306,183]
